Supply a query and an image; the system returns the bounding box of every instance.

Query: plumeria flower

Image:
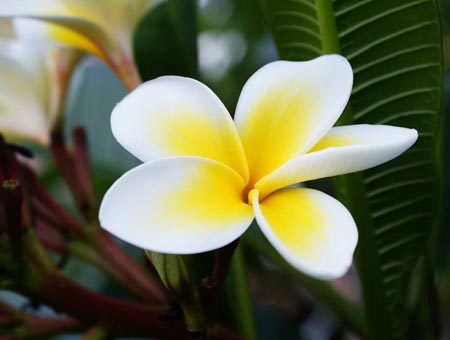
[0,19,82,145]
[99,55,417,280]
[0,0,159,90]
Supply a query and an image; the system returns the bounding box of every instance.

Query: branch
[20,269,187,339]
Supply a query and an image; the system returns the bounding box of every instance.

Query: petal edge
[256,124,418,197]
[250,188,358,280]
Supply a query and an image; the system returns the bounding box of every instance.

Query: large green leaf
[260,0,444,339]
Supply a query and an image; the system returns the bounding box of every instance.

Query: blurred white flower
[0,19,82,145]
[0,0,161,90]
[198,30,247,81]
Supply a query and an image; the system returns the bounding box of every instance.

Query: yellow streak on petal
[258,188,325,261]
[308,135,360,153]
[148,110,248,181]
[239,86,318,185]
[147,160,251,230]
[48,23,105,58]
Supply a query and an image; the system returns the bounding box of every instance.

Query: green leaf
[260,0,444,339]
[134,0,198,81]
[224,245,257,340]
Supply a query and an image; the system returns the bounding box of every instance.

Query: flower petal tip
[252,187,358,281]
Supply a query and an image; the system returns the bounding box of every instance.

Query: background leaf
[135,0,198,80]
[259,0,444,339]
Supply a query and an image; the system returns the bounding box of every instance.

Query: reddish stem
[0,147,21,183]
[22,269,188,339]
[25,165,168,303]
[22,270,245,340]
[72,127,95,217]
[25,166,84,234]
[50,133,86,209]
[0,300,18,319]
[22,315,82,338]
[0,300,82,339]
[39,238,65,254]
[93,230,170,304]
[35,220,65,253]
[31,199,71,231]
[0,179,23,261]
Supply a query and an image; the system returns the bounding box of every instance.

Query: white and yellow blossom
[0,0,158,90]
[99,55,418,280]
[0,19,82,145]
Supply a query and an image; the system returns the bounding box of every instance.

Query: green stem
[315,0,341,54]
[225,245,256,340]
[413,253,441,340]
[333,174,389,339]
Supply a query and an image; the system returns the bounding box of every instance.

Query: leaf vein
[339,0,429,38]
[346,22,436,60]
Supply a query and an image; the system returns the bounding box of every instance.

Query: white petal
[250,188,358,280]
[255,124,418,197]
[234,55,353,183]
[99,156,254,254]
[0,42,51,144]
[111,76,249,180]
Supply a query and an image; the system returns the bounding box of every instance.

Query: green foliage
[135,0,198,81]
[260,0,444,339]
[224,246,257,340]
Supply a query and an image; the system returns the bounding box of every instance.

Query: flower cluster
[0,19,82,144]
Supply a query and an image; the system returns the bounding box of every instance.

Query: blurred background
[1,0,448,339]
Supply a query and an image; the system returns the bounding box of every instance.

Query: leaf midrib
[315,1,395,339]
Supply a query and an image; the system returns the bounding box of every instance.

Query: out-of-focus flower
[0,19,83,145]
[98,55,418,280]
[0,0,160,90]
[198,30,247,81]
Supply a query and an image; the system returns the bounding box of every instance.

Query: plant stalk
[225,245,256,340]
